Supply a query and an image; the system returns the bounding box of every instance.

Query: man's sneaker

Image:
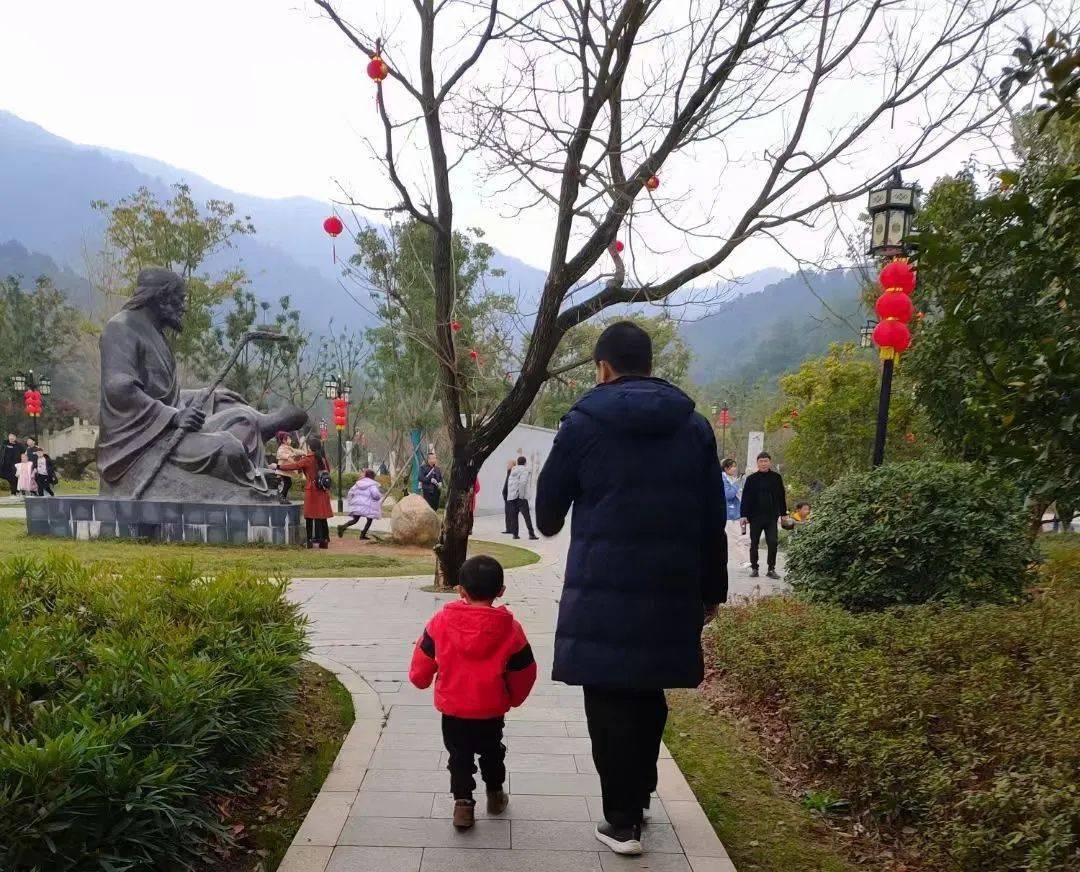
[766,569,781,580]
[595,822,643,855]
[487,789,509,815]
[452,799,475,829]
[749,567,759,578]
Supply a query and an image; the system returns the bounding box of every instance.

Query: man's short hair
[593,321,652,375]
[517,456,527,466]
[722,458,736,471]
[757,451,771,460]
[459,555,504,601]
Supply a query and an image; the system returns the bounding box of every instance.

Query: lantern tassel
[333,242,337,264]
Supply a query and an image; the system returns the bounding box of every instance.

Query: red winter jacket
[409,600,537,719]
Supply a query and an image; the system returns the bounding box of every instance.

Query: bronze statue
[97,268,307,503]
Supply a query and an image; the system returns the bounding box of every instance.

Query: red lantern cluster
[717,407,732,427]
[367,55,389,82]
[24,389,42,418]
[872,258,916,359]
[333,397,348,431]
[904,432,917,444]
[645,175,660,191]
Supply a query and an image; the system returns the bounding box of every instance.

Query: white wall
[476,423,556,516]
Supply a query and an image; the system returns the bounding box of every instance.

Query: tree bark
[436,450,480,588]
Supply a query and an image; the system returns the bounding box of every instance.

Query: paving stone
[505,736,593,755]
[351,791,435,818]
[509,772,602,796]
[277,845,333,872]
[656,760,696,802]
[435,751,577,773]
[574,754,597,774]
[565,722,591,738]
[361,769,451,793]
[663,801,728,857]
[377,733,446,751]
[430,793,590,821]
[506,706,585,723]
[371,748,442,770]
[501,720,570,737]
[338,816,510,849]
[687,856,738,872]
[293,791,357,846]
[598,854,692,872]
[326,846,422,872]
[420,848,602,872]
[511,820,682,853]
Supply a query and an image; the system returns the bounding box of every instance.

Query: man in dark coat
[536,321,727,857]
[419,452,443,511]
[739,451,788,579]
[1,433,24,495]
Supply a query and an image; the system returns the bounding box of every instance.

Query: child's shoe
[486,789,509,815]
[452,799,475,829]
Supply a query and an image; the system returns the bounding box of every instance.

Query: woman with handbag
[278,435,334,548]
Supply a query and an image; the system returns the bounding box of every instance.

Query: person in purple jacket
[339,469,383,539]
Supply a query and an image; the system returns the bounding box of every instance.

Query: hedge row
[706,537,1080,871]
[0,555,308,870]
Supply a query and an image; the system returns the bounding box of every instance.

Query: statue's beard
[152,298,186,332]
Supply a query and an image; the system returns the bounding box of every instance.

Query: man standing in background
[1,433,24,495]
[506,455,538,540]
[419,451,443,512]
[740,451,788,580]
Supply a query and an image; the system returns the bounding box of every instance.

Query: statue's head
[124,268,187,332]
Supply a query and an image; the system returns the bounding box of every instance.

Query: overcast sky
[0,1,1049,280]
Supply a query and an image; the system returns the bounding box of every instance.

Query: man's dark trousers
[503,499,514,533]
[583,687,668,828]
[749,518,779,572]
[442,715,506,801]
[422,489,439,512]
[509,498,536,538]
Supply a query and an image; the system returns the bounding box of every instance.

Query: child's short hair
[795,501,810,511]
[459,555,504,601]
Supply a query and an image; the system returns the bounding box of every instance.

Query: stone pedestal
[25,497,302,545]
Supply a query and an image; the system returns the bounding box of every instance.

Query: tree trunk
[1028,498,1051,538]
[435,452,480,588]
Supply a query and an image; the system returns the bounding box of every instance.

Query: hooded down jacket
[346,476,383,519]
[535,376,728,690]
[409,600,537,719]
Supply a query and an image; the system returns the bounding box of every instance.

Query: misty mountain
[681,269,866,386]
[0,110,549,329]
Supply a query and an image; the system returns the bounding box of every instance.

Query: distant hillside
[0,240,95,304]
[0,110,550,329]
[681,269,865,385]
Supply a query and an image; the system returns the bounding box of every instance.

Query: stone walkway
[281,515,783,872]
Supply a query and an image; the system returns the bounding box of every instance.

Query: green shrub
[0,555,307,870]
[787,461,1035,609]
[706,540,1080,871]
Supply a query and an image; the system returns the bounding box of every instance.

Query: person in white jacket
[505,456,538,540]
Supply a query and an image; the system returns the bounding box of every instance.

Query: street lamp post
[717,403,732,457]
[867,170,918,466]
[324,376,351,513]
[10,370,48,442]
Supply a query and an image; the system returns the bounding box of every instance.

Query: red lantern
[469,349,479,361]
[333,397,348,430]
[451,320,461,332]
[790,409,799,419]
[367,56,389,82]
[872,319,912,354]
[879,259,916,294]
[875,291,914,323]
[916,311,925,320]
[323,215,344,264]
[782,422,791,430]
[614,240,625,253]
[904,432,916,443]
[645,175,660,191]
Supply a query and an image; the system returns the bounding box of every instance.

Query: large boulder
[390,493,441,546]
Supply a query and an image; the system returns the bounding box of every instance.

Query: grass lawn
[666,690,857,872]
[4,519,538,577]
[207,661,354,871]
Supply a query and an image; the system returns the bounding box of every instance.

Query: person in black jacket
[419,452,443,511]
[1,433,24,495]
[739,451,788,580]
[536,321,727,857]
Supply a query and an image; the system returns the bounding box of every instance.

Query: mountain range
[0,109,861,389]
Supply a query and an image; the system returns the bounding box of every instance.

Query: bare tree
[314,0,1023,585]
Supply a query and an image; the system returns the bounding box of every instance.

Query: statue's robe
[97,307,269,498]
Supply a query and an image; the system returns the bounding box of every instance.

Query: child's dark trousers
[441,714,506,801]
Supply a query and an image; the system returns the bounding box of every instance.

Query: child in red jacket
[409,555,537,830]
